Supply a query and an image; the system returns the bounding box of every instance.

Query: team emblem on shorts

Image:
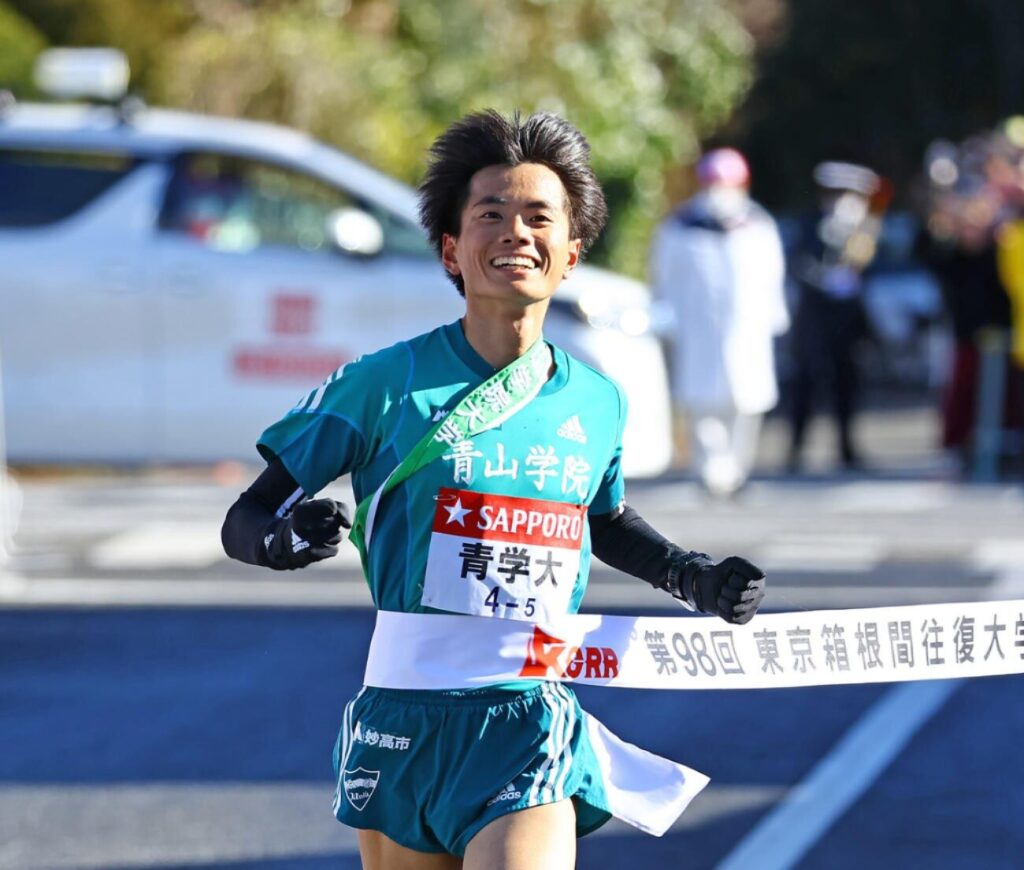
[343,767,380,811]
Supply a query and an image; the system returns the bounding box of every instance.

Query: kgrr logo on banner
[519,626,620,679]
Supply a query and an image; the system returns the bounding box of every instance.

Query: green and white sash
[349,336,552,575]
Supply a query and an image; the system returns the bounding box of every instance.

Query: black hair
[417,109,608,295]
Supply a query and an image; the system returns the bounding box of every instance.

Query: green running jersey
[258,320,627,617]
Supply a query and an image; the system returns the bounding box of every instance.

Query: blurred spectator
[650,147,789,496]
[918,128,1023,472]
[994,125,1024,467]
[786,162,886,472]
[916,185,1010,453]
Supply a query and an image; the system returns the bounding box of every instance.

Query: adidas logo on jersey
[291,530,310,553]
[432,408,450,422]
[556,415,587,444]
[487,782,523,806]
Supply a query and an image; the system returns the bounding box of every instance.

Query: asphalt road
[2,436,1023,868]
[2,607,1022,869]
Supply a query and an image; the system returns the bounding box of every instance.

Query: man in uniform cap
[786,161,883,472]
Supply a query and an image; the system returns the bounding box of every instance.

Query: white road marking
[971,539,1024,572]
[0,466,21,565]
[715,569,1019,870]
[0,574,374,608]
[819,482,955,513]
[715,679,962,870]
[90,522,229,570]
[754,534,884,572]
[88,522,363,571]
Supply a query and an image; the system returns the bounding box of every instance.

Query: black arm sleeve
[588,504,710,599]
[221,458,306,567]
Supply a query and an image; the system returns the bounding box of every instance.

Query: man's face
[441,162,582,309]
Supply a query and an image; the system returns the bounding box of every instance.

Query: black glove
[262,498,351,570]
[671,553,766,625]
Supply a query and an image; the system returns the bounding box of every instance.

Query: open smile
[490,255,540,271]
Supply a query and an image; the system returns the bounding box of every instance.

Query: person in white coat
[651,148,789,496]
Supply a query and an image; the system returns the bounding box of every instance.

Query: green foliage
[155,0,755,277]
[0,1,47,94]
[6,0,194,94]
[154,5,434,192]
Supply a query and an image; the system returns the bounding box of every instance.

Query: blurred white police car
[0,50,672,476]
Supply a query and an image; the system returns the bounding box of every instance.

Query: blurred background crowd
[915,122,1024,476]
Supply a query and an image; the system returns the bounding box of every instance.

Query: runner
[222,110,767,870]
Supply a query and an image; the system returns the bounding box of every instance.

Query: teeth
[491,256,536,268]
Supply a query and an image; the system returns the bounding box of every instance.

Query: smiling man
[222,110,766,869]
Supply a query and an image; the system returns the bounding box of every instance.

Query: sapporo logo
[519,626,620,679]
[343,767,380,812]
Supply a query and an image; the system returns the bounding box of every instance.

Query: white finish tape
[365,601,1024,691]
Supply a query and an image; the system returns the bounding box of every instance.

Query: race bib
[421,487,586,621]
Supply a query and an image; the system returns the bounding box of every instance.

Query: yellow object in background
[996,219,1024,367]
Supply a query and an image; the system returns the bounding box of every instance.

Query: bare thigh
[462,799,576,870]
[357,829,462,870]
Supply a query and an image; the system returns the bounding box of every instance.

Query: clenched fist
[690,556,766,624]
[671,554,766,624]
[263,498,351,570]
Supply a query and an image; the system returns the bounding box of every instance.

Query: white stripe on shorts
[528,684,573,806]
[526,685,560,806]
[332,687,366,814]
[551,686,577,801]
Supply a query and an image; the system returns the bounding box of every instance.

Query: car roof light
[34,48,130,102]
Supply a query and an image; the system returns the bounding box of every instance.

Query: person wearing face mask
[786,161,885,472]
[650,148,790,497]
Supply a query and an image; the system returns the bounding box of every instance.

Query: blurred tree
[5,0,194,94]
[0,1,47,94]
[154,0,756,277]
